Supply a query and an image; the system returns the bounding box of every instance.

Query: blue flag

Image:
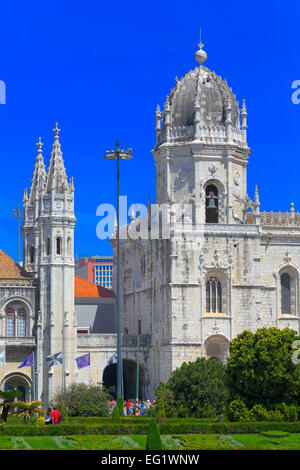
[18,352,34,368]
[76,352,90,369]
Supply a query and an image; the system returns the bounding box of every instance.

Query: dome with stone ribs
[155,43,247,147]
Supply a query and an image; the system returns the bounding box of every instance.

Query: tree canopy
[164,357,229,418]
[225,327,300,407]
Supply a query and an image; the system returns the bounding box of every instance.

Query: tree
[0,389,22,423]
[225,327,300,408]
[112,404,121,423]
[54,383,111,417]
[165,357,229,418]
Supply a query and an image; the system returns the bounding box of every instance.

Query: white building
[1,42,299,403]
[113,42,300,398]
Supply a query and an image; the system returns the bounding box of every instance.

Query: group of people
[45,406,62,424]
[110,398,156,416]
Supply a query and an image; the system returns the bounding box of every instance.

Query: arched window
[29,245,34,264]
[206,277,222,313]
[281,273,291,314]
[56,237,62,255]
[5,304,27,337]
[205,185,218,223]
[6,308,15,337]
[17,309,26,337]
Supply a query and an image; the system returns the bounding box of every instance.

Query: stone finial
[130,204,135,222]
[36,137,44,152]
[195,37,207,66]
[255,185,260,206]
[53,122,61,137]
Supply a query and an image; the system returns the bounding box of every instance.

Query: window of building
[29,245,34,264]
[5,305,27,337]
[206,277,222,313]
[281,272,291,314]
[6,308,15,337]
[205,184,218,223]
[56,237,62,255]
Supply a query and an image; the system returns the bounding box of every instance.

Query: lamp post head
[103,141,134,161]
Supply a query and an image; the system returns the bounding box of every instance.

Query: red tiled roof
[0,250,33,279]
[74,275,114,298]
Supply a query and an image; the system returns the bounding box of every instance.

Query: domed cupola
[155,42,248,148]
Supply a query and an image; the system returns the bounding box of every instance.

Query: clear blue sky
[0,0,299,261]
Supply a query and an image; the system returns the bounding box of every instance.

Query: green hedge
[159,421,300,435]
[1,420,300,436]
[0,423,149,436]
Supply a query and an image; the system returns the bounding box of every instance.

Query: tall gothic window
[205,185,218,223]
[56,237,62,255]
[206,277,222,313]
[29,245,34,264]
[281,273,291,314]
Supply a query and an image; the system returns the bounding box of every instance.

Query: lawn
[1,433,300,450]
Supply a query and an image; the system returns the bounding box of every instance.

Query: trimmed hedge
[1,420,300,436]
[0,423,149,436]
[159,421,300,435]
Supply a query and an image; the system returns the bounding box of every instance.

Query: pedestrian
[126,399,131,416]
[45,407,52,424]
[51,406,61,425]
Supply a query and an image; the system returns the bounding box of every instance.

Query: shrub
[225,400,249,422]
[54,383,111,417]
[112,405,121,423]
[145,419,162,450]
[268,410,284,422]
[275,403,298,422]
[249,404,269,422]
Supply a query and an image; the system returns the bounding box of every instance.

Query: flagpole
[32,351,36,401]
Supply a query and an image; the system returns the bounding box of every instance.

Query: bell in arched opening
[205,185,219,223]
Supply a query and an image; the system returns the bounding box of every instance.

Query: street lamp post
[103,141,133,400]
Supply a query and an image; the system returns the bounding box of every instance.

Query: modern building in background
[75,256,113,290]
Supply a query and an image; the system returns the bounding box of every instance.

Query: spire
[46,123,68,193]
[28,137,47,202]
[255,185,260,206]
[241,99,248,144]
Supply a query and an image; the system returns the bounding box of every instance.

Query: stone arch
[203,178,226,223]
[1,296,34,337]
[102,359,146,400]
[204,334,229,363]
[0,372,32,401]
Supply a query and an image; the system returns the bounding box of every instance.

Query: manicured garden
[2,327,300,450]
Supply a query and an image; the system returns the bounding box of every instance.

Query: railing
[260,211,300,226]
[77,333,152,348]
[0,336,36,346]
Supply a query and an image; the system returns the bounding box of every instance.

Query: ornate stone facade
[113,43,300,398]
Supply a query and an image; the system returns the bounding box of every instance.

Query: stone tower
[22,125,77,404]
